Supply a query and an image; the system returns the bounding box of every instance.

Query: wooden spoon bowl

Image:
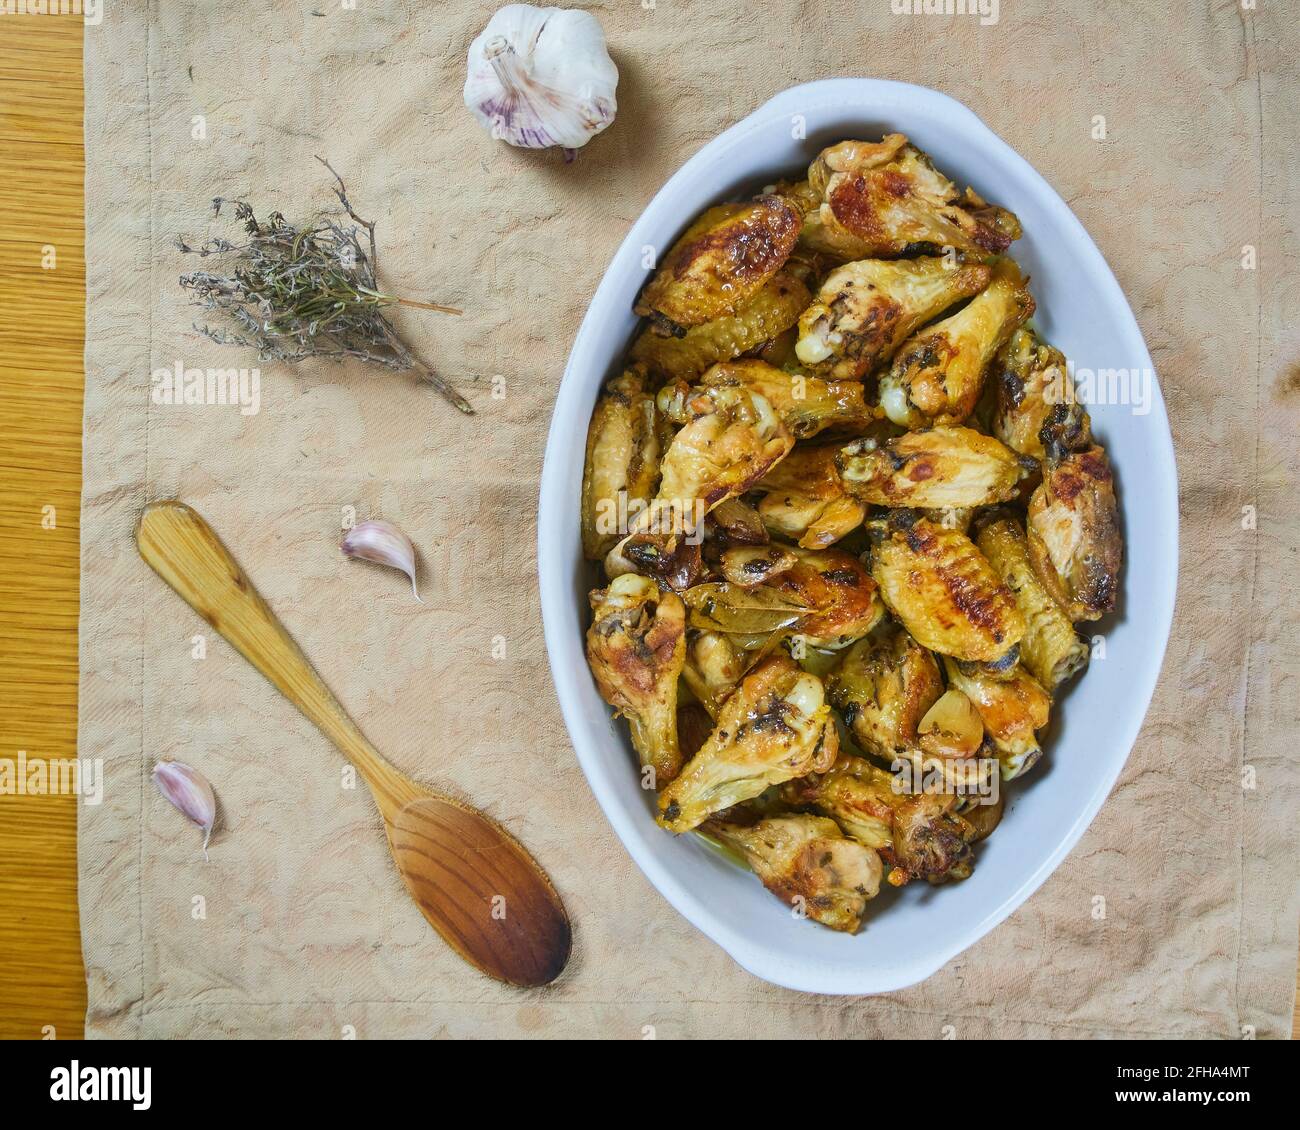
[137,500,571,988]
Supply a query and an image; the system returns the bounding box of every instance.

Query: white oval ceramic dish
[538,79,1178,994]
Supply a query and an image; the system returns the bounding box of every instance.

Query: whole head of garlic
[464,4,618,156]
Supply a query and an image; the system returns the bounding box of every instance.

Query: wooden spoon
[136,500,571,987]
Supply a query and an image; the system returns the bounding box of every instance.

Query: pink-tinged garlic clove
[340,520,423,602]
[152,760,217,860]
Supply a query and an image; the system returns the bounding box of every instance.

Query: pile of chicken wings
[581,134,1123,934]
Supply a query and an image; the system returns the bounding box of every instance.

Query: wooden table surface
[0,14,1292,1042]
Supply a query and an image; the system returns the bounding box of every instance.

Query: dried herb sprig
[177,157,473,414]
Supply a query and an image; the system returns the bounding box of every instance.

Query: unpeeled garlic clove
[152,760,217,861]
[340,520,423,602]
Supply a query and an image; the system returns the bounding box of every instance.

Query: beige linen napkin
[79,0,1299,1038]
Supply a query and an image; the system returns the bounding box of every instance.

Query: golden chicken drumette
[992,327,1092,460]
[1026,443,1122,622]
[634,196,802,330]
[683,547,884,651]
[705,814,883,933]
[867,512,1025,664]
[798,135,1022,261]
[607,382,793,589]
[795,256,991,379]
[586,575,687,785]
[657,655,837,833]
[826,624,943,758]
[667,358,875,440]
[631,272,810,381]
[784,755,976,886]
[837,426,1035,509]
[944,658,1051,780]
[753,443,868,549]
[580,368,663,560]
[878,260,1034,428]
[975,513,1089,689]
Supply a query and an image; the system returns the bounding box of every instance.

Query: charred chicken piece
[975,513,1089,689]
[753,442,869,550]
[1026,443,1122,622]
[657,655,838,833]
[867,512,1025,663]
[676,358,875,440]
[944,657,1051,780]
[878,260,1034,428]
[580,368,662,560]
[992,327,1092,460]
[799,135,1022,261]
[784,755,976,885]
[837,426,1034,509]
[607,383,793,589]
[763,546,885,649]
[795,256,991,379]
[826,624,943,757]
[631,272,810,381]
[634,196,802,329]
[586,575,687,785]
[705,814,883,933]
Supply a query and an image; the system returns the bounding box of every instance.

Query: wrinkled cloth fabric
[80,1,1298,1037]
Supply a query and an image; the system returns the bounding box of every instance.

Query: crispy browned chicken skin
[586,575,687,785]
[992,327,1093,460]
[838,426,1034,510]
[784,755,976,886]
[706,813,883,932]
[868,512,1025,663]
[1026,443,1122,621]
[799,135,1021,261]
[795,256,991,379]
[826,624,943,757]
[878,259,1034,428]
[635,196,802,329]
[657,655,837,833]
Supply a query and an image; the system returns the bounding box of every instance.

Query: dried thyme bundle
[177,158,472,414]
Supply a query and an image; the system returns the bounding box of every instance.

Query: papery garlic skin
[341,520,423,602]
[464,5,618,153]
[152,761,217,861]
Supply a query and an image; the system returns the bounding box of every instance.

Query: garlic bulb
[464,4,618,156]
[152,761,217,861]
[341,520,423,602]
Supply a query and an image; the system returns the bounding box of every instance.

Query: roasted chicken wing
[753,442,869,549]
[825,624,942,757]
[799,135,1021,261]
[634,196,802,329]
[867,512,1025,663]
[657,656,837,832]
[992,327,1092,460]
[795,256,991,379]
[784,755,976,886]
[878,260,1034,427]
[668,358,875,440]
[975,513,1089,689]
[608,383,793,588]
[683,546,883,651]
[944,658,1050,780]
[705,814,882,932]
[586,575,687,784]
[837,426,1034,509]
[680,630,747,719]
[631,272,809,382]
[1026,443,1122,621]
[580,368,662,560]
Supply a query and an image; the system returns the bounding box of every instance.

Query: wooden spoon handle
[136,500,409,807]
